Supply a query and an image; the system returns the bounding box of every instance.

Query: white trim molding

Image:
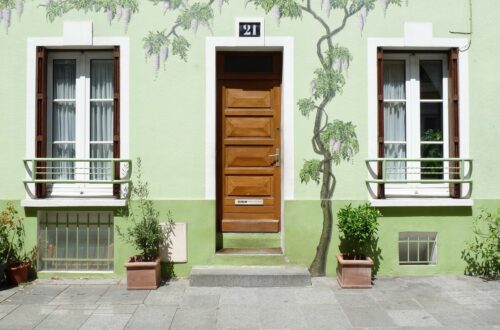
[367,22,471,205]
[21,198,127,208]
[25,21,130,206]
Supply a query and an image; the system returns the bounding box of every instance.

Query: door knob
[268,148,280,167]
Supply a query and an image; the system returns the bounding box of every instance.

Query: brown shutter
[376,47,385,199]
[113,46,121,198]
[35,46,48,198]
[448,48,460,198]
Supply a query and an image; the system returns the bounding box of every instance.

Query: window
[399,232,437,265]
[34,48,121,198]
[372,48,466,199]
[38,211,114,272]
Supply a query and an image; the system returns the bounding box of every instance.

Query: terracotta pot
[124,257,161,290]
[5,262,29,286]
[336,253,373,288]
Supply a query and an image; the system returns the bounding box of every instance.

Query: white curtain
[90,60,114,180]
[52,60,76,180]
[383,60,406,180]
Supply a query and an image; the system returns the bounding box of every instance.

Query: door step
[217,247,282,255]
[190,266,311,287]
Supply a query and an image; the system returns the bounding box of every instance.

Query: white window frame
[367,22,472,207]
[383,53,450,197]
[23,22,129,207]
[47,51,114,197]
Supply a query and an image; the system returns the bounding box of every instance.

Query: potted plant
[336,203,381,288]
[118,158,174,290]
[0,203,32,285]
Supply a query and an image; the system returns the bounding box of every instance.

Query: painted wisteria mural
[1,0,403,276]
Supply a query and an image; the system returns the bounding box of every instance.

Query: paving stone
[300,304,351,329]
[446,290,497,306]
[55,304,97,310]
[0,287,17,302]
[0,304,18,314]
[470,308,500,326]
[144,285,185,305]
[180,294,220,308]
[2,285,68,304]
[294,287,338,305]
[216,305,260,330]
[170,307,217,330]
[387,309,441,327]
[342,306,396,328]
[0,304,57,330]
[255,287,297,306]
[97,285,149,304]
[125,305,176,329]
[371,290,422,310]
[185,286,223,296]
[259,305,307,329]
[335,293,377,308]
[80,313,132,330]
[310,276,339,288]
[94,304,138,314]
[219,288,258,306]
[426,305,491,328]
[49,284,110,305]
[35,308,93,329]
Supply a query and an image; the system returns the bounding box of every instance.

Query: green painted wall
[0,0,499,278]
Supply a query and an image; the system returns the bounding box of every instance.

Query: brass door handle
[268,148,280,167]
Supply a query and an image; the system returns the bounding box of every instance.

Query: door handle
[268,148,280,167]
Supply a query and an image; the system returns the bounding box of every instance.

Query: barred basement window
[38,211,114,271]
[399,232,437,265]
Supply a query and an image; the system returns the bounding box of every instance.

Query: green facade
[0,0,499,278]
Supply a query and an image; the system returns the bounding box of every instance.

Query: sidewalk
[0,276,498,329]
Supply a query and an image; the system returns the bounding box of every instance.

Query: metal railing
[365,158,473,184]
[23,158,132,184]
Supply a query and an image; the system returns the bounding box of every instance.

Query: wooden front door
[217,52,282,233]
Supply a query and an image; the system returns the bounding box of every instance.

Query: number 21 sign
[239,22,261,37]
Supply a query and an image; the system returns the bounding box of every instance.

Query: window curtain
[90,60,114,180]
[52,60,76,180]
[383,60,406,180]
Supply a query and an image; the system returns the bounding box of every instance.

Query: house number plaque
[235,199,264,205]
[239,22,261,37]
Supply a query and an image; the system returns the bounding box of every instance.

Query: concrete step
[219,233,281,249]
[189,265,311,287]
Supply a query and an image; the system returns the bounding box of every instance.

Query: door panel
[217,58,281,233]
[225,146,275,167]
[225,117,273,138]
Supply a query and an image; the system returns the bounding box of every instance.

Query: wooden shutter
[35,46,48,198]
[376,47,385,199]
[448,48,460,198]
[113,46,121,198]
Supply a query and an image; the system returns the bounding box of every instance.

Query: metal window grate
[38,211,114,272]
[399,232,437,265]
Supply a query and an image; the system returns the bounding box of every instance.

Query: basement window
[399,232,437,265]
[38,211,114,272]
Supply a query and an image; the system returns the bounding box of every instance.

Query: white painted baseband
[21,198,127,208]
[369,198,473,207]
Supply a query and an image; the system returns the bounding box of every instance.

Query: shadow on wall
[379,207,473,218]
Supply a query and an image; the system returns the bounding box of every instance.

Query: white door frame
[205,36,294,249]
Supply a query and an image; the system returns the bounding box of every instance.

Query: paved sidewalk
[0,276,499,329]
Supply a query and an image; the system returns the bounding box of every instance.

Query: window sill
[369,198,473,207]
[21,198,127,208]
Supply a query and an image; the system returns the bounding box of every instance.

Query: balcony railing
[23,158,132,185]
[366,157,473,184]
[366,157,473,200]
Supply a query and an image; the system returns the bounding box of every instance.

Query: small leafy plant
[0,202,27,266]
[118,158,175,262]
[337,203,381,258]
[461,209,500,280]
